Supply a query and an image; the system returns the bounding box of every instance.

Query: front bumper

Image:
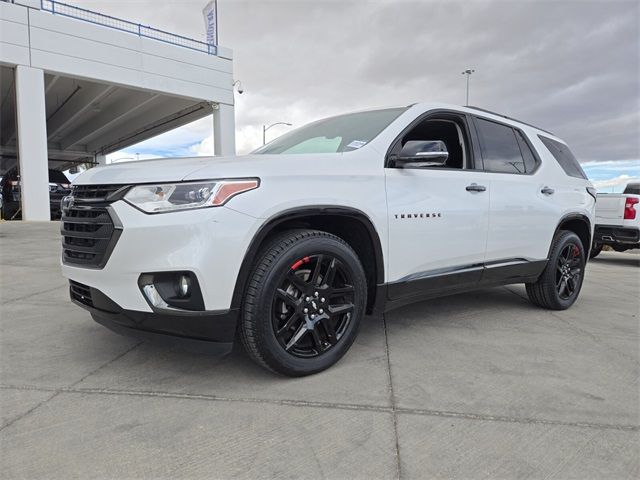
[62,200,259,312]
[70,281,237,354]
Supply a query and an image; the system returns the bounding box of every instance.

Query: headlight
[124,179,259,213]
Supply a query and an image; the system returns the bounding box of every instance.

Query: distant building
[0,0,235,220]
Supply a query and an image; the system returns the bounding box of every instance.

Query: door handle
[541,186,555,195]
[466,183,486,192]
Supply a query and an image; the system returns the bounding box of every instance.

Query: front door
[384,113,490,301]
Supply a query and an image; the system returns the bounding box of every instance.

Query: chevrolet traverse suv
[61,103,595,376]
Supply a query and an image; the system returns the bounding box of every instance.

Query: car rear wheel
[240,229,367,376]
[526,230,585,310]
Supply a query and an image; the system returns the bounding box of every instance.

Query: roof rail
[466,106,555,136]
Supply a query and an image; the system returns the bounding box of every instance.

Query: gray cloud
[76,0,639,161]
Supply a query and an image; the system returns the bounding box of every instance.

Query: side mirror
[69,166,79,175]
[396,140,449,168]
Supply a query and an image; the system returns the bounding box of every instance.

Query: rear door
[472,117,558,275]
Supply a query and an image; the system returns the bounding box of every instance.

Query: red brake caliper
[291,256,310,270]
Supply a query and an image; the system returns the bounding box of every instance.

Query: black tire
[526,230,586,310]
[590,243,603,259]
[240,229,367,376]
[612,245,627,253]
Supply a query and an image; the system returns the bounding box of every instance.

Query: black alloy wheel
[556,243,582,300]
[240,229,367,376]
[526,230,586,310]
[272,254,355,358]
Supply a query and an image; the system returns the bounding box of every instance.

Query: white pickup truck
[591,182,640,258]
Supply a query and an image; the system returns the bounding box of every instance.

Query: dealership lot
[1,221,638,479]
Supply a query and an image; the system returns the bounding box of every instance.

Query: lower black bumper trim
[70,282,237,355]
[90,313,234,355]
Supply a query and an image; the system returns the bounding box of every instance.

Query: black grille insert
[73,184,127,201]
[70,280,93,307]
[61,185,125,268]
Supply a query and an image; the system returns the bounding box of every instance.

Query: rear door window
[538,136,587,179]
[474,118,525,174]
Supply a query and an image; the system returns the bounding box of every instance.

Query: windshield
[253,107,407,155]
[49,170,70,184]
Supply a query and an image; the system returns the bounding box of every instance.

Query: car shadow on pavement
[92,286,534,381]
[590,255,640,268]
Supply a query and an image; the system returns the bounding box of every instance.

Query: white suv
[61,103,596,376]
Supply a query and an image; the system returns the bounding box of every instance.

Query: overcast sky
[74,0,639,186]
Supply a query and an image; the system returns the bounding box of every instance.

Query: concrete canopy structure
[0,0,236,220]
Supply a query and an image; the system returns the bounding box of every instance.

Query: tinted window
[623,183,640,195]
[538,136,587,179]
[48,170,69,184]
[515,130,538,173]
[400,118,468,169]
[475,118,525,174]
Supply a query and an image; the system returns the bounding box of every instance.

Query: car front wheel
[240,229,367,376]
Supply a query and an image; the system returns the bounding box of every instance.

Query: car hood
[72,154,344,185]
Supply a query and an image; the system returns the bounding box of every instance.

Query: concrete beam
[0,143,88,159]
[59,91,158,150]
[15,65,50,221]
[3,75,61,147]
[88,101,209,155]
[46,83,115,140]
[213,103,235,156]
[44,75,60,95]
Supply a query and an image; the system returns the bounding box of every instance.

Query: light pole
[461,69,475,106]
[263,122,292,145]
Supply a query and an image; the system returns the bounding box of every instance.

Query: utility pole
[262,122,292,145]
[461,69,475,106]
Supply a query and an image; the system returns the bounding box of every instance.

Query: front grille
[73,184,126,201]
[61,185,126,268]
[70,280,93,307]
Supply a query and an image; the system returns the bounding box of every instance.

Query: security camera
[233,80,244,95]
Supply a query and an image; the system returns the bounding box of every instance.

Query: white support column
[95,154,107,165]
[213,103,236,156]
[15,65,50,221]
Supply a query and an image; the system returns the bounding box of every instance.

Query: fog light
[142,284,170,309]
[177,274,191,298]
[139,272,204,312]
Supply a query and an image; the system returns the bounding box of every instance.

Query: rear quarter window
[623,183,640,195]
[538,136,587,179]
